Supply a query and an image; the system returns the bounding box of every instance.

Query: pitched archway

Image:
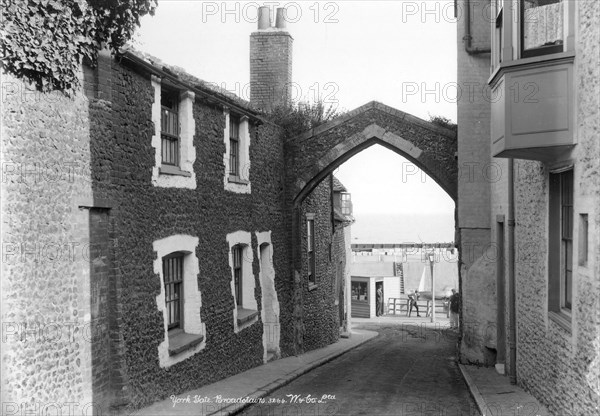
[285,101,458,353]
[286,101,457,207]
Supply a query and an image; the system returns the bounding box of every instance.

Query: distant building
[350,245,458,318]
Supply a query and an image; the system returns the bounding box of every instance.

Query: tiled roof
[332,175,347,192]
[120,45,257,113]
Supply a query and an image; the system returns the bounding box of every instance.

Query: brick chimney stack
[250,6,293,111]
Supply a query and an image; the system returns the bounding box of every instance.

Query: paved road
[238,321,479,416]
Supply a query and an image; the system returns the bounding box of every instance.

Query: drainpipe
[463,0,491,55]
[508,158,517,384]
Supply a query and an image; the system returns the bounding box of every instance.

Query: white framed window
[163,252,184,330]
[153,235,205,368]
[226,231,258,332]
[151,75,197,189]
[223,108,251,193]
[229,115,240,177]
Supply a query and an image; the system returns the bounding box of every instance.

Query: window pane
[163,254,184,329]
[351,281,368,302]
[232,246,243,305]
[235,270,241,305]
[160,92,180,167]
[560,170,573,240]
[565,240,572,271]
[495,3,503,66]
[232,246,241,267]
[229,139,239,175]
[161,108,178,137]
[522,0,564,55]
[565,239,572,310]
[559,170,573,311]
[161,136,179,166]
[565,270,572,309]
[230,117,239,139]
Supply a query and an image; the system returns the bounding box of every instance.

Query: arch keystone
[363,124,386,139]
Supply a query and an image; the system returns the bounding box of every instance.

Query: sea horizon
[349,212,455,244]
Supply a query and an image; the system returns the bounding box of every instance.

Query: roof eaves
[118,49,262,122]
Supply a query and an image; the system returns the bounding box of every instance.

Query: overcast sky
[136,1,457,216]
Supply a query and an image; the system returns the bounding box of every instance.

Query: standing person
[449,289,460,329]
[376,286,383,316]
[408,289,421,317]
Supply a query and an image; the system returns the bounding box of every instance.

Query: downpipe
[462,0,492,55]
[508,158,517,384]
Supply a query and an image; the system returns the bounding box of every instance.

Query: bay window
[489,0,575,161]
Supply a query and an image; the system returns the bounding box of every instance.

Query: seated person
[408,289,421,317]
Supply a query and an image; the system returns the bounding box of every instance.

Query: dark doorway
[376,281,384,317]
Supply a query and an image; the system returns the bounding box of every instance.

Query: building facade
[457,0,600,414]
[350,245,459,318]
[1,8,352,414]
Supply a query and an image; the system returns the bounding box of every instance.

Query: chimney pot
[275,8,287,29]
[257,6,271,30]
[250,5,293,111]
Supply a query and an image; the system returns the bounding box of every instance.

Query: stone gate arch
[284,101,458,353]
[287,101,458,207]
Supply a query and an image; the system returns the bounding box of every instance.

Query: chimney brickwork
[250,7,293,111]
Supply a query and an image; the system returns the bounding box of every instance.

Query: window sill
[237,308,259,326]
[488,51,575,86]
[228,175,249,185]
[167,329,204,356]
[308,283,318,291]
[548,310,572,333]
[160,165,192,177]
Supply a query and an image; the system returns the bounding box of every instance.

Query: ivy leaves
[1,0,157,95]
[268,101,342,140]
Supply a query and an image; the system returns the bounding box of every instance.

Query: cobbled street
[239,319,479,416]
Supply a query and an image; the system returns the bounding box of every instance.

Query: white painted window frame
[223,108,251,193]
[153,235,205,368]
[151,75,197,189]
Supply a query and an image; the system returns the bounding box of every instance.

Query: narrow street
[239,319,479,416]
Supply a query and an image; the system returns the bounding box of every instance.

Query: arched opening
[293,138,456,209]
[286,101,458,352]
[294,141,457,326]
